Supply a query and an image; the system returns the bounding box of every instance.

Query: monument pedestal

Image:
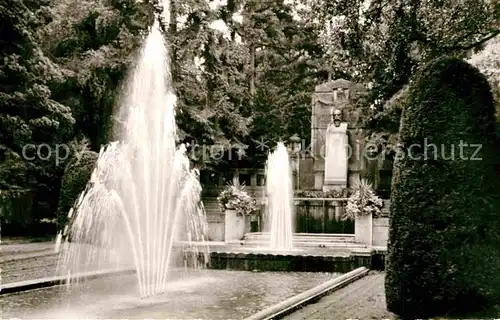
[323,122,348,191]
[322,184,347,192]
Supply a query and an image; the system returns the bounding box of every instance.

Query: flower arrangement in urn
[343,178,383,220]
[217,179,258,216]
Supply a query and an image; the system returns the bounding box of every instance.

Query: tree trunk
[250,44,256,105]
[169,0,178,81]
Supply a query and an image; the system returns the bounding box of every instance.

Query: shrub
[56,150,98,230]
[385,56,500,318]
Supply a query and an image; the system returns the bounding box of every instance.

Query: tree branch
[446,30,500,51]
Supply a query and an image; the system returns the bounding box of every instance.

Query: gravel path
[1,241,59,284]
[1,242,56,262]
[283,271,396,320]
[0,241,134,285]
[1,254,60,284]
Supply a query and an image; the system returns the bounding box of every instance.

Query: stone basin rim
[0,268,135,295]
[244,266,369,320]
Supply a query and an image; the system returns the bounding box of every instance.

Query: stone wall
[298,156,315,190]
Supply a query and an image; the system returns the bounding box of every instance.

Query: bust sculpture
[330,108,342,127]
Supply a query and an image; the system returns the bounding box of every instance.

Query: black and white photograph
[1,0,499,319]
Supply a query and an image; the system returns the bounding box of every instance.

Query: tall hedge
[385,56,500,318]
[57,151,98,230]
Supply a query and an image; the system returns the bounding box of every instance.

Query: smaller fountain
[265,143,295,250]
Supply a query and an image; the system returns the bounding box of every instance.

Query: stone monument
[310,79,365,191]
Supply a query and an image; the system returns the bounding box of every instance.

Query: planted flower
[217,179,258,216]
[343,178,383,220]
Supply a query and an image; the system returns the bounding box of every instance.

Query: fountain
[55,3,209,298]
[265,143,295,250]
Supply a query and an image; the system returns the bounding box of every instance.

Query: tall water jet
[265,143,295,250]
[56,6,209,297]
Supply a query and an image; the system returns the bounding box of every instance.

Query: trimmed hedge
[56,151,98,230]
[385,56,500,319]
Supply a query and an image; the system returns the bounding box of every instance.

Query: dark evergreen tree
[385,56,500,318]
[0,0,74,223]
[38,0,155,149]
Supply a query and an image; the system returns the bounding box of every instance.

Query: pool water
[1,270,339,319]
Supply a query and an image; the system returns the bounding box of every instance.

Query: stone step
[240,233,364,247]
[244,232,355,243]
[203,200,219,205]
[205,209,221,213]
[243,238,358,244]
[202,199,223,215]
[203,202,220,210]
[241,237,364,244]
[227,240,368,249]
[244,233,354,239]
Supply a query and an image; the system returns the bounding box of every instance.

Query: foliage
[468,35,500,121]
[1,0,156,228]
[56,140,98,229]
[363,86,408,158]
[166,0,252,164]
[385,57,500,319]
[170,2,252,154]
[343,179,383,220]
[242,0,323,146]
[169,0,324,165]
[308,0,500,148]
[8,0,499,235]
[0,0,76,222]
[217,179,257,216]
[312,0,499,98]
[37,0,155,149]
[469,35,500,85]
[0,189,31,224]
[2,0,325,231]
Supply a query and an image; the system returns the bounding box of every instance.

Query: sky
[208,0,242,39]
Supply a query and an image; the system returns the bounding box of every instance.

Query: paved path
[284,272,396,320]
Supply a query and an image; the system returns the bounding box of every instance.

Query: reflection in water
[1,270,338,320]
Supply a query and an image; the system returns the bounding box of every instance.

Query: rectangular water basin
[0,269,340,319]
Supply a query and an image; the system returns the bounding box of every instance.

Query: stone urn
[224,209,247,242]
[355,213,373,246]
